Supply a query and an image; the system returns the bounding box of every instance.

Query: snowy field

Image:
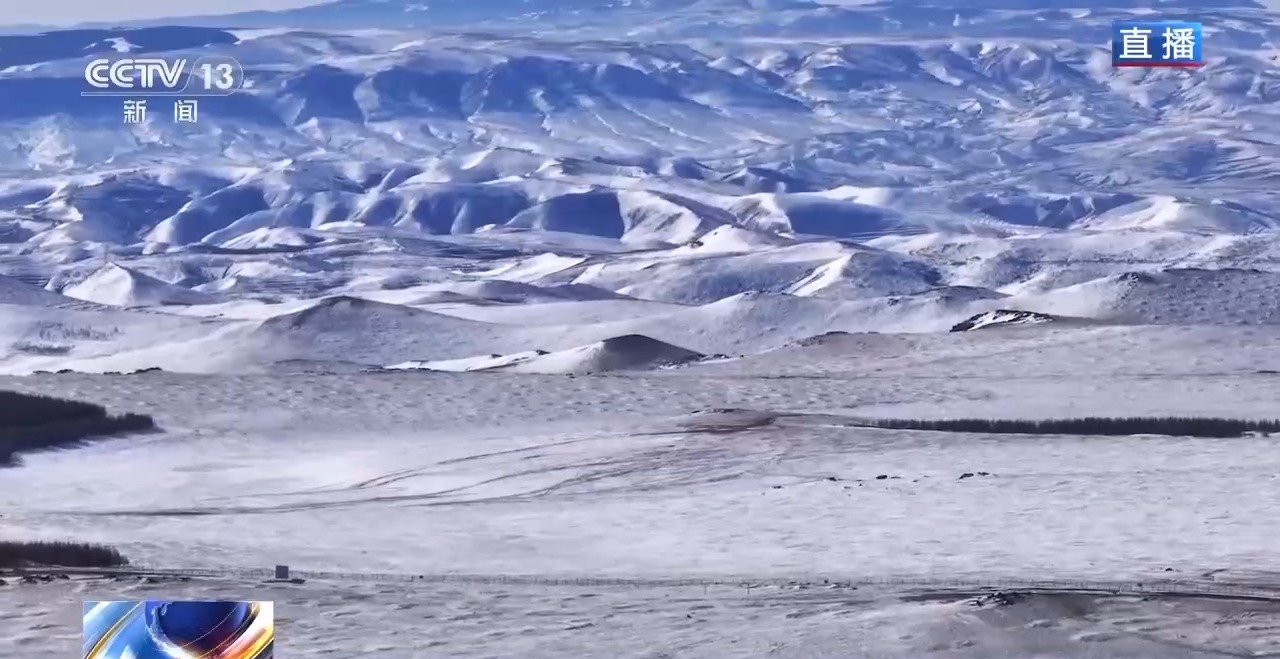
[11,573,1280,658]
[6,326,1280,656]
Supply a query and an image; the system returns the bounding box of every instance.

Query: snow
[215,227,324,250]
[389,334,705,373]
[950,309,1058,331]
[61,263,216,307]
[1078,197,1280,234]
[6,325,1280,658]
[5,326,1280,573]
[229,28,298,43]
[0,274,80,307]
[4,1,1280,655]
[102,37,138,53]
[480,253,590,280]
[7,252,1280,374]
[14,573,1280,658]
[674,224,795,253]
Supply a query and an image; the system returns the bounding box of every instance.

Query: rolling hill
[0,0,1277,374]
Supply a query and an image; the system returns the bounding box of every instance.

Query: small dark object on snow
[771,485,783,489]
[1164,567,1175,572]
[826,476,839,482]
[535,349,550,356]
[977,471,990,476]
[959,472,974,479]
[971,591,1025,607]
[875,474,888,480]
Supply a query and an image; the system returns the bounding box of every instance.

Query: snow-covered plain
[6,329,1280,657]
[14,573,1280,658]
[4,0,1280,655]
[8,327,1280,576]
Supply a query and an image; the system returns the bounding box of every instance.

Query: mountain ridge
[1,2,1279,375]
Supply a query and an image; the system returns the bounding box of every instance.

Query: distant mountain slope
[62,263,215,307]
[245,295,516,364]
[0,1,1279,376]
[65,0,822,30]
[1076,198,1280,234]
[390,334,705,374]
[0,27,238,68]
[1,9,1278,249]
[546,242,940,304]
[0,274,78,307]
[1008,269,1280,326]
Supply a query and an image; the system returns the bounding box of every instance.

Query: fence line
[17,564,1279,600]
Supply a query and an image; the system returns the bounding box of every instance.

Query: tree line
[854,416,1280,438]
[0,540,128,568]
[0,390,155,465]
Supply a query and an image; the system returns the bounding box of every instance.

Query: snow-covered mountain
[11,8,1280,658]
[0,0,1279,373]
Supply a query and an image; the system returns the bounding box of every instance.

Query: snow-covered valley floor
[11,574,1280,658]
[4,325,1280,657]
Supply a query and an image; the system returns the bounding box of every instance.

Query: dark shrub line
[0,390,109,429]
[0,390,156,465]
[853,416,1280,438]
[0,540,128,568]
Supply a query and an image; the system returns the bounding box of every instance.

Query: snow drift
[61,263,215,307]
[388,334,705,374]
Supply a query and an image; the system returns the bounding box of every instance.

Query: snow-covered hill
[389,334,706,374]
[0,1,1277,373]
[61,263,217,307]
